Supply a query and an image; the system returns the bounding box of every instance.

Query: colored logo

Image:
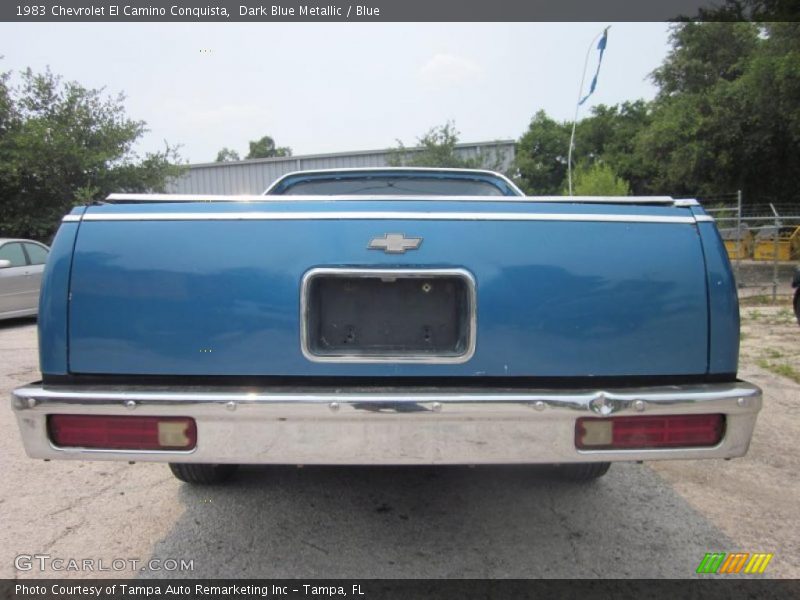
[696,552,773,574]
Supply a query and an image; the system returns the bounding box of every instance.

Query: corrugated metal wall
[167,141,516,194]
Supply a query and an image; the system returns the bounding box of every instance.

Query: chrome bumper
[11,381,762,465]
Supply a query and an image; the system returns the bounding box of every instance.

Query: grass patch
[757,359,800,383]
[739,295,792,307]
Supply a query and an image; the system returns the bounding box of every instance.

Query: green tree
[514,103,652,196]
[513,110,571,195]
[387,121,489,169]
[731,22,800,203]
[246,135,291,159]
[515,22,800,203]
[215,147,240,162]
[691,0,800,22]
[0,67,184,241]
[637,22,800,202]
[573,101,654,194]
[651,23,758,98]
[566,162,630,196]
[633,23,760,198]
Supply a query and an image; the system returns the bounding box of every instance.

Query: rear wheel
[552,462,611,482]
[169,463,238,485]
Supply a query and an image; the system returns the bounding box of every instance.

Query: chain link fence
[698,192,800,301]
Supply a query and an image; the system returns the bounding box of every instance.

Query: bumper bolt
[225,401,236,411]
[590,393,613,416]
[432,402,442,412]
[534,401,546,411]
[124,400,136,410]
[329,402,340,412]
[26,397,37,409]
[634,400,645,412]
[737,397,747,407]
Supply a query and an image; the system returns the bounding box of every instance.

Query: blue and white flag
[578,27,610,106]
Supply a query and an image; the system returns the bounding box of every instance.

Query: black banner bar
[4,579,800,600]
[2,0,799,23]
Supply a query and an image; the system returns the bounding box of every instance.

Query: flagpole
[567,27,607,196]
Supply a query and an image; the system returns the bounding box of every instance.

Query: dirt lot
[1,296,798,579]
[651,298,800,578]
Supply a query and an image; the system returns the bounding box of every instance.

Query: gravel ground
[650,301,800,578]
[1,309,797,579]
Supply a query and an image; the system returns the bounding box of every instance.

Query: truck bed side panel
[696,220,739,375]
[38,220,80,375]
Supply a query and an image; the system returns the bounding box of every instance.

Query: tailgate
[66,200,710,378]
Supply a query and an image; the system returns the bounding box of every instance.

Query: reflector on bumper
[575,414,725,450]
[48,415,197,450]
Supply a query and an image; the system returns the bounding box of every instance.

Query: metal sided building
[167,140,517,195]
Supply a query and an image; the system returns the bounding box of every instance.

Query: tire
[552,462,611,482]
[794,289,800,326]
[169,463,238,485]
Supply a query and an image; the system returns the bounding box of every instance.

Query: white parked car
[0,238,50,320]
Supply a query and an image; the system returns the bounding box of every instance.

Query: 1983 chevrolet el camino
[11,168,762,484]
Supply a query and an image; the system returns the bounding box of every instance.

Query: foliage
[215,147,240,162]
[566,162,630,196]
[691,0,800,21]
[387,121,489,169]
[513,111,571,195]
[573,101,653,194]
[757,358,800,383]
[215,135,291,162]
[637,22,800,201]
[0,67,184,241]
[513,22,800,205]
[650,23,758,98]
[245,135,291,159]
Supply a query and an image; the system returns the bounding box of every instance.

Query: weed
[757,359,800,384]
[739,295,792,307]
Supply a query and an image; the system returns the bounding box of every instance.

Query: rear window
[275,176,507,196]
[24,243,49,265]
[0,243,27,267]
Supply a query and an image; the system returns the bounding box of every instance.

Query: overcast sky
[1,22,672,163]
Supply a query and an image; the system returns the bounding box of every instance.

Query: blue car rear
[12,168,761,483]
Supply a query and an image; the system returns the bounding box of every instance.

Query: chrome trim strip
[12,381,760,407]
[694,215,716,223]
[11,381,762,464]
[62,215,82,222]
[495,197,679,205]
[104,192,679,205]
[299,268,477,364]
[66,212,700,224]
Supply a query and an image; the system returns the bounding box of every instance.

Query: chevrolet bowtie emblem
[368,233,423,254]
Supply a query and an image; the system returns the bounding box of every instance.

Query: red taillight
[48,415,197,450]
[575,414,724,450]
